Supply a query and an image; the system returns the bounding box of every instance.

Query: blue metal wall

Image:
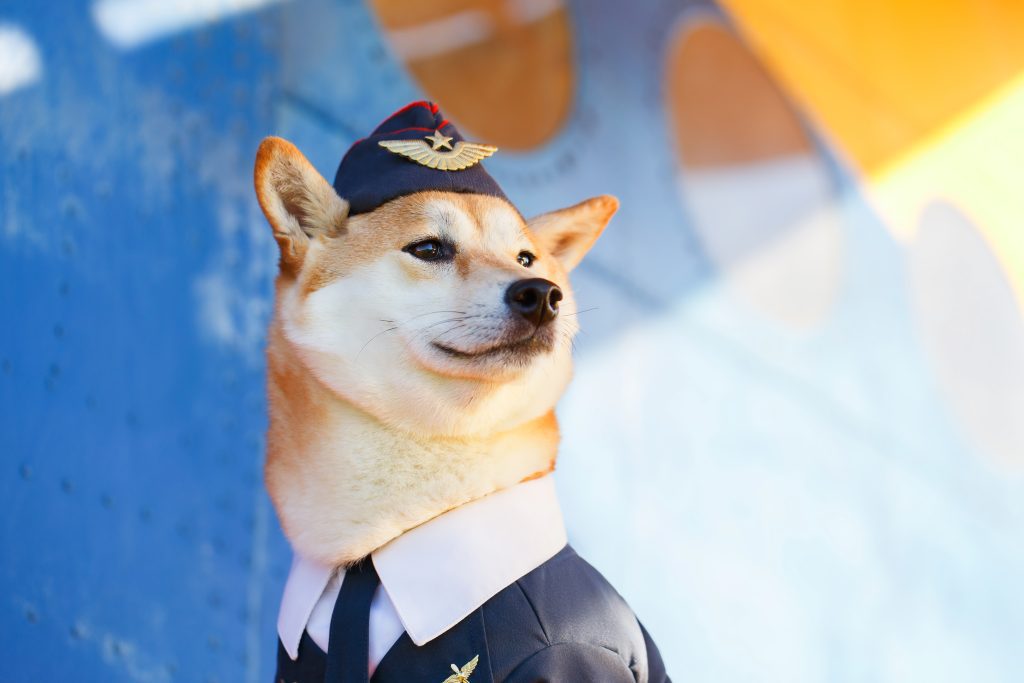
[3,0,1023,681]
[1,2,284,679]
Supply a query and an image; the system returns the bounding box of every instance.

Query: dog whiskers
[428,323,466,347]
[418,315,469,330]
[355,325,399,361]
[401,309,467,323]
[554,328,577,354]
[411,316,473,342]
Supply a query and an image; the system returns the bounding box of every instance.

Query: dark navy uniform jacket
[274,476,669,683]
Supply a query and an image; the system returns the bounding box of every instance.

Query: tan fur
[527,195,618,272]
[253,137,616,566]
[255,137,349,276]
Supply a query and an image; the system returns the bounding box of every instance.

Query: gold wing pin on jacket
[379,130,497,171]
[441,654,479,683]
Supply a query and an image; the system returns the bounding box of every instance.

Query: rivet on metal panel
[175,520,196,540]
[69,621,89,640]
[212,536,227,554]
[60,196,82,220]
[214,494,234,513]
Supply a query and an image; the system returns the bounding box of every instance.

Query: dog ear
[254,137,349,275]
[526,195,618,272]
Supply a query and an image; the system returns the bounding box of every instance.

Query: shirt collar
[277,474,567,658]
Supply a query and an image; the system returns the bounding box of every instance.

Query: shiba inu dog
[256,135,616,567]
[255,102,668,682]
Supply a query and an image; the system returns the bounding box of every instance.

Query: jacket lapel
[371,608,493,683]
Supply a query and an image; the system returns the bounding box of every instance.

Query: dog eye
[403,239,453,262]
[517,251,536,267]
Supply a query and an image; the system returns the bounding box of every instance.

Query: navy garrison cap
[333,101,509,216]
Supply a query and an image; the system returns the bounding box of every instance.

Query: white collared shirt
[277,475,568,673]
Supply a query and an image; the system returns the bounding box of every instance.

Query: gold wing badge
[441,654,479,683]
[379,130,497,171]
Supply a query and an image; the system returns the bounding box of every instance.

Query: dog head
[255,137,617,437]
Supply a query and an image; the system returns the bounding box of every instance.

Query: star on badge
[425,129,454,150]
[378,132,497,171]
[441,654,479,683]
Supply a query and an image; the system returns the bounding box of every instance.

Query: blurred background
[2,0,1024,680]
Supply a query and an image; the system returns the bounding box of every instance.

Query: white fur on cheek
[284,258,409,407]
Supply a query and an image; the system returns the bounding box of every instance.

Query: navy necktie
[324,559,380,683]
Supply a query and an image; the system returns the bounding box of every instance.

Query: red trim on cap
[385,100,438,120]
[377,126,438,136]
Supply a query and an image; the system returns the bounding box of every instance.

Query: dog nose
[506,278,563,326]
